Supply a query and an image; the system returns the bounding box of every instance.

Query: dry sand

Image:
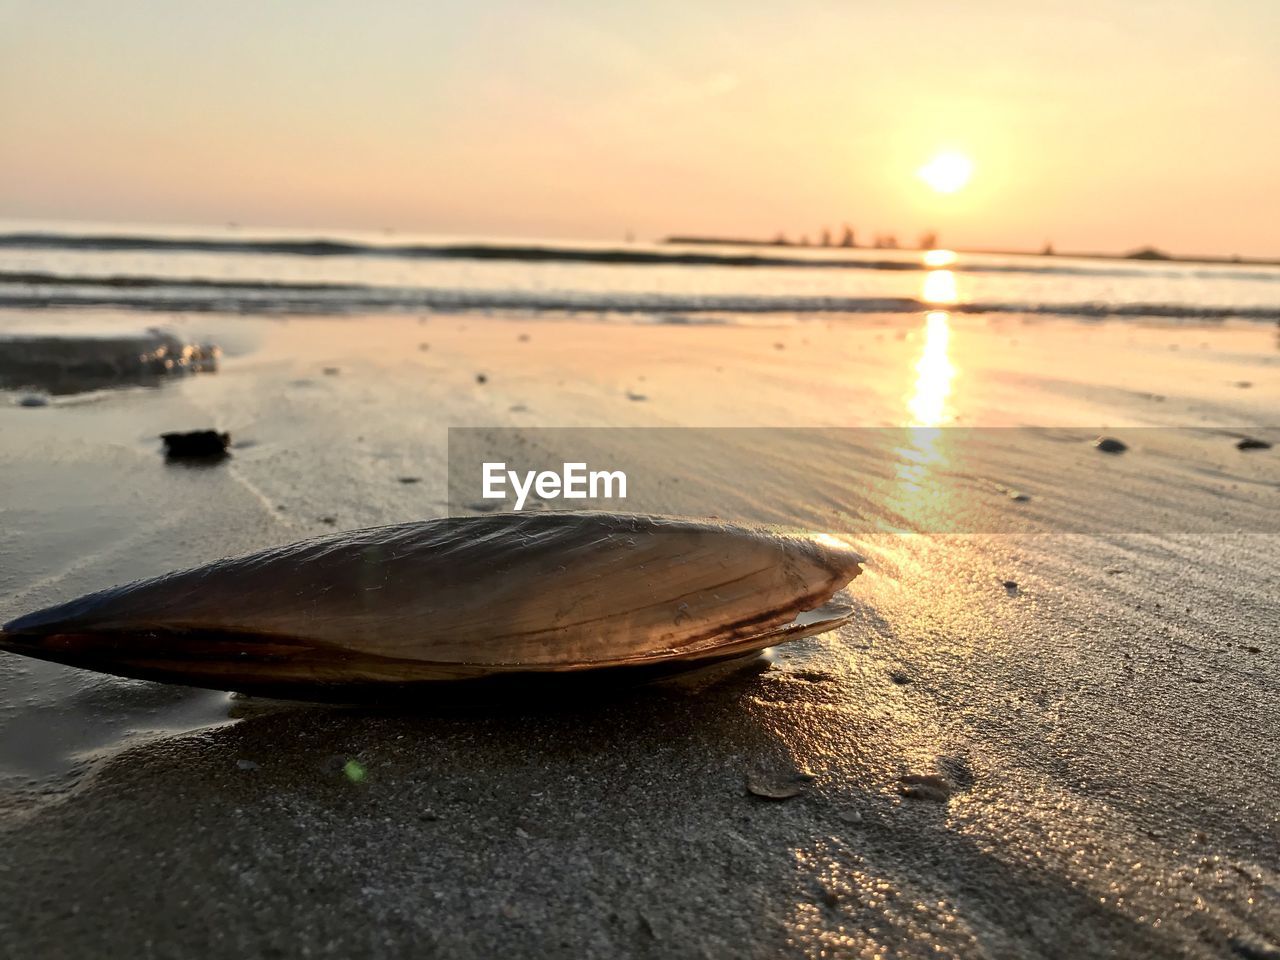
[0,309,1277,958]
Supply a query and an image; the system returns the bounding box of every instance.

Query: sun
[918,151,973,194]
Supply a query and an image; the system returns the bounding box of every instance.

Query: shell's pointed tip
[805,532,865,581]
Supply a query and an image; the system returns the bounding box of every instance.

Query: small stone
[1094,436,1127,454]
[898,773,952,802]
[745,766,814,800]
[1236,437,1271,451]
[626,391,647,402]
[836,808,863,825]
[397,476,422,485]
[888,670,912,685]
[161,430,230,461]
[475,373,488,384]
[235,759,259,771]
[322,367,340,376]
[17,394,49,407]
[1003,580,1019,594]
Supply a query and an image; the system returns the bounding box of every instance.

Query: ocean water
[1,220,1278,323]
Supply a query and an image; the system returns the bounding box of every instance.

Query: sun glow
[918,151,973,194]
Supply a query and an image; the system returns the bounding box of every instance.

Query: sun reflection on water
[906,310,955,428]
[922,269,957,305]
[889,307,958,531]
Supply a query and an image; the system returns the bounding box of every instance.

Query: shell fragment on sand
[0,513,863,700]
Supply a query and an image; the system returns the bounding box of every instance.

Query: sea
[1,219,1278,324]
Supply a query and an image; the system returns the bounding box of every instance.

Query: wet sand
[0,310,1278,957]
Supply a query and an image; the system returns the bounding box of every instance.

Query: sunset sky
[2,0,1278,256]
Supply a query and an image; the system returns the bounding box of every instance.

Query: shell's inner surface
[0,512,863,696]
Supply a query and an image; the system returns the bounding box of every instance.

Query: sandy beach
[0,308,1276,957]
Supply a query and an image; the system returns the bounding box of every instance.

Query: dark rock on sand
[1236,437,1271,451]
[161,430,230,461]
[0,327,218,395]
[476,373,488,384]
[17,393,49,407]
[397,476,422,485]
[1094,436,1128,453]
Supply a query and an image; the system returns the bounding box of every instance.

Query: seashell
[0,513,862,700]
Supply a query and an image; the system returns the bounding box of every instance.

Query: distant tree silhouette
[772,232,790,246]
[820,227,832,247]
[840,224,856,248]
[919,231,938,250]
[1041,241,1055,256]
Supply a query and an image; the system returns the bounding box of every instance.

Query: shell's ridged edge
[0,603,854,701]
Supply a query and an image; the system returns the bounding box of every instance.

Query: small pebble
[745,767,814,800]
[475,373,488,384]
[18,394,49,407]
[898,773,952,802]
[1237,437,1271,451]
[161,430,230,460]
[235,759,259,772]
[1094,436,1127,454]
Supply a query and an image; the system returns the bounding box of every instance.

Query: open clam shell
[0,513,862,699]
